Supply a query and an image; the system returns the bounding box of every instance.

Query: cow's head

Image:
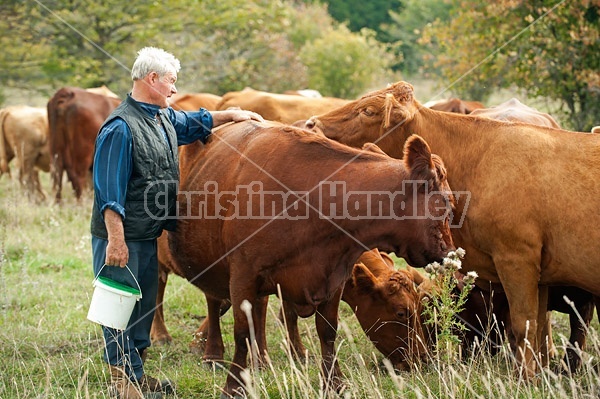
[344,251,427,370]
[380,135,454,268]
[304,81,420,158]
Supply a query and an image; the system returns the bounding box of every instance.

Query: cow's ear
[403,134,436,182]
[352,262,378,293]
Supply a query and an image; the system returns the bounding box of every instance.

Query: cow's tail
[0,108,10,175]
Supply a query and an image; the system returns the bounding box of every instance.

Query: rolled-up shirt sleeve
[93,118,132,220]
[166,107,213,145]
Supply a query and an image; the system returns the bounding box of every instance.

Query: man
[90,47,263,398]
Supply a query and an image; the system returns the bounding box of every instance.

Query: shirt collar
[127,93,162,118]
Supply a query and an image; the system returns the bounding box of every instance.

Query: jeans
[92,236,158,381]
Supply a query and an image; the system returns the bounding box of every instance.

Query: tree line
[1,0,597,130]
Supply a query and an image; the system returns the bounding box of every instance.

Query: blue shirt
[93,98,213,220]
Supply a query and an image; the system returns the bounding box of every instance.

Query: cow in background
[216,88,349,124]
[470,98,562,128]
[168,92,222,111]
[47,87,121,202]
[425,98,485,114]
[0,105,51,201]
[85,85,120,99]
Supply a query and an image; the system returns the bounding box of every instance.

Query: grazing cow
[168,92,222,111]
[304,80,600,379]
[168,120,454,397]
[216,88,349,124]
[470,98,562,128]
[47,87,121,202]
[151,246,429,371]
[424,98,485,114]
[0,105,51,201]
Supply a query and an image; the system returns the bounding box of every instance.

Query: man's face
[151,70,177,108]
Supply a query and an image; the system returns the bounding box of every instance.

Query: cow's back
[217,89,349,123]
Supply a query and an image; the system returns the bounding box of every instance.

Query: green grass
[1,174,599,398]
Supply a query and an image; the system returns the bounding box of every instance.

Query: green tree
[325,0,402,40]
[299,25,394,98]
[382,0,453,75]
[421,0,599,131]
[0,0,395,103]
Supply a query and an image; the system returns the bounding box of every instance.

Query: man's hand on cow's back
[211,109,264,127]
[104,209,129,267]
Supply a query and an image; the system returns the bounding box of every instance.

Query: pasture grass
[1,174,599,398]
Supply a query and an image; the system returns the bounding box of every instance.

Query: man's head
[131,47,180,108]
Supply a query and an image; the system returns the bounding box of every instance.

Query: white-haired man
[90,47,263,398]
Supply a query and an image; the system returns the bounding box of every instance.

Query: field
[1,170,600,399]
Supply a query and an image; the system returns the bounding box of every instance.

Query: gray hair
[131,47,181,81]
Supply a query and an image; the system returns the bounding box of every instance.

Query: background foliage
[0,0,598,129]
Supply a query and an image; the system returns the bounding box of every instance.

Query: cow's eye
[362,108,375,117]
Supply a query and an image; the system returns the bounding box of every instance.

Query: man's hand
[211,109,265,127]
[104,209,129,267]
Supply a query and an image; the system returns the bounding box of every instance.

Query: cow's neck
[405,109,491,191]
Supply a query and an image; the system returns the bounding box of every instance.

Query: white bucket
[87,265,142,330]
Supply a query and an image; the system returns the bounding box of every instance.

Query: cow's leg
[278,300,307,360]
[252,296,269,366]
[315,288,344,393]
[30,169,46,203]
[203,294,227,364]
[223,279,261,398]
[52,155,64,203]
[553,289,594,373]
[191,299,231,355]
[537,287,551,368]
[150,264,172,345]
[493,254,541,380]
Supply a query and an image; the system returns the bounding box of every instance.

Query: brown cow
[470,98,561,128]
[0,105,51,201]
[216,88,349,124]
[85,85,120,99]
[304,80,600,379]
[47,87,121,202]
[425,98,485,114]
[151,246,428,371]
[168,120,454,397]
[168,92,222,111]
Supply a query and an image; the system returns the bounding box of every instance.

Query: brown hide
[168,92,222,111]
[426,98,485,114]
[216,88,350,124]
[0,106,50,201]
[305,80,600,379]
[47,87,121,202]
[168,120,453,396]
[470,98,561,128]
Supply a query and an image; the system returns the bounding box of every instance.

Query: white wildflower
[455,247,466,258]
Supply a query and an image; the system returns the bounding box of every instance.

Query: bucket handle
[93,264,143,299]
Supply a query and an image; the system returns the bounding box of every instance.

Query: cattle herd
[2,82,599,397]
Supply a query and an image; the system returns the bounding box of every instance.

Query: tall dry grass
[1,173,599,399]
